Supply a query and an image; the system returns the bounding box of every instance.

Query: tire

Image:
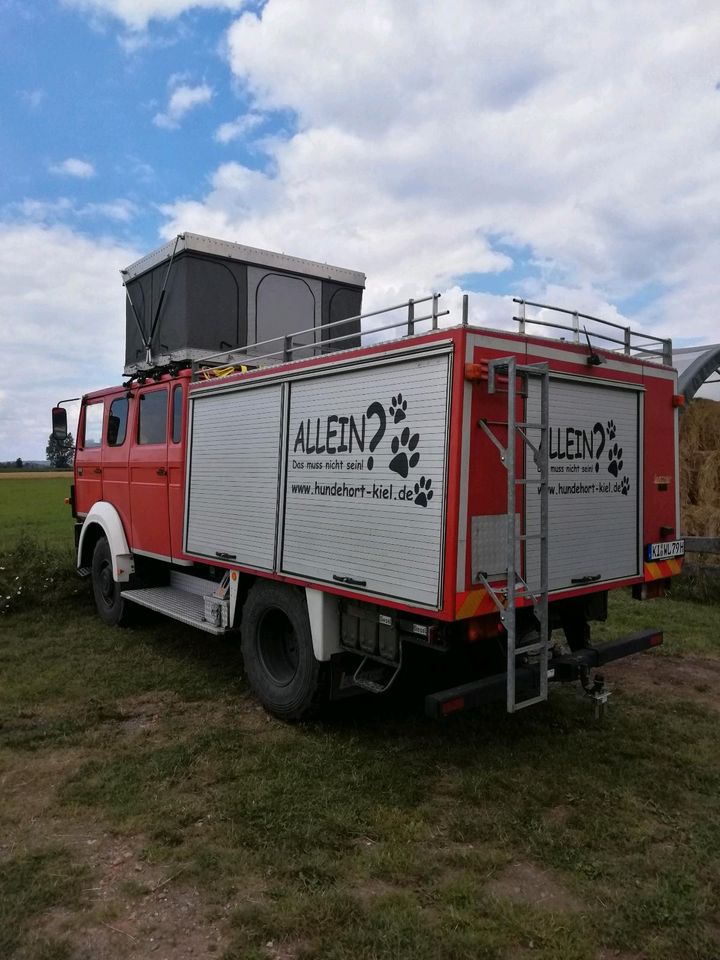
[240,581,326,721]
[91,536,130,626]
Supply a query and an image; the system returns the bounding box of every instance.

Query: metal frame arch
[677,343,720,402]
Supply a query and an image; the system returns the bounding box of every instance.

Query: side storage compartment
[184,384,283,569]
[280,351,452,608]
[525,376,642,592]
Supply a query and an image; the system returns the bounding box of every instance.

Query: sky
[1,0,719,460]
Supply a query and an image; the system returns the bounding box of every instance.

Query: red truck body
[74,324,681,624]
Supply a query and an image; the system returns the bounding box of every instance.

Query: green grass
[0,477,73,550]
[1,482,720,958]
[0,848,88,958]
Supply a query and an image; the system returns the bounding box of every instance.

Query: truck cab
[74,373,189,566]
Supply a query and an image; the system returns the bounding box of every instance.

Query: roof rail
[192,293,450,379]
[188,292,672,382]
[513,298,672,366]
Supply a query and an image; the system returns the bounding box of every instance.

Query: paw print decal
[389,427,420,478]
[620,476,630,496]
[606,419,616,441]
[607,443,623,478]
[413,476,433,507]
[389,393,407,424]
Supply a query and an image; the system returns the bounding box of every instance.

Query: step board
[121,582,228,635]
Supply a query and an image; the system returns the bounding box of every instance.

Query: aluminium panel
[525,377,641,592]
[471,514,521,582]
[280,352,452,608]
[184,384,283,569]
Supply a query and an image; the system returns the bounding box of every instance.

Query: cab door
[74,399,104,515]
[129,385,171,559]
[168,380,187,560]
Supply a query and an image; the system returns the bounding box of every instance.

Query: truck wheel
[91,536,129,626]
[240,581,326,720]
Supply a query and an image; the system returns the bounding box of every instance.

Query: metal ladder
[477,357,550,712]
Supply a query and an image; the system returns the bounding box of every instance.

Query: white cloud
[49,158,96,179]
[11,198,137,223]
[159,0,720,345]
[0,224,139,460]
[63,0,245,32]
[214,111,263,144]
[153,79,213,129]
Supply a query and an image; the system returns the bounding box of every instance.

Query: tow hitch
[425,628,663,718]
[579,665,611,719]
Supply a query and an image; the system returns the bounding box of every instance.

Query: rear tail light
[466,615,503,642]
[442,697,465,715]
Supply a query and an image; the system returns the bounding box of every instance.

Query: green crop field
[0,475,74,551]
[1,479,719,960]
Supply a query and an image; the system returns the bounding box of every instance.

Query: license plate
[646,539,685,561]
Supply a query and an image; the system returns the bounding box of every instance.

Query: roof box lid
[121,232,366,289]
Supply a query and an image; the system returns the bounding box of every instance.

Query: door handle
[93,467,102,475]
[333,574,367,588]
[156,467,167,476]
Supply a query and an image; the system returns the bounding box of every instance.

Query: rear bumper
[425,628,663,718]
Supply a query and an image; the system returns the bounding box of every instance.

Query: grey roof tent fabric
[122,233,365,374]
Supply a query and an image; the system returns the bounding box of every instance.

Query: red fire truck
[52,234,684,720]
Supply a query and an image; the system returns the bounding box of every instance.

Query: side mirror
[52,406,68,440]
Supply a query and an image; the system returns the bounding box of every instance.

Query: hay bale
[680,398,720,536]
[698,450,720,510]
[681,398,720,451]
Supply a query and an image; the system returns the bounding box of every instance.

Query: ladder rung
[514,642,547,656]
[512,694,548,711]
[517,422,546,429]
[519,533,546,541]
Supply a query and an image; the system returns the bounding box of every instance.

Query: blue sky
[0,0,719,459]
[1,1,268,250]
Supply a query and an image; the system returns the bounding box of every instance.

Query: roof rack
[514,298,672,366]
[186,292,672,382]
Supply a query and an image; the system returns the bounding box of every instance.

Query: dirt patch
[605,655,720,712]
[29,828,230,959]
[595,951,645,960]
[543,804,572,826]
[487,861,586,913]
[351,877,405,905]
[109,691,284,741]
[0,719,241,959]
[263,941,307,960]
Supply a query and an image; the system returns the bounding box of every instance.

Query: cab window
[172,385,183,444]
[138,389,168,445]
[83,402,104,448]
[107,397,129,446]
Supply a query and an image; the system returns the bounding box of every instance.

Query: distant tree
[15,457,22,469]
[46,432,75,469]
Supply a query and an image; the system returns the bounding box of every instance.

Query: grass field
[0,476,74,550]
[1,478,719,960]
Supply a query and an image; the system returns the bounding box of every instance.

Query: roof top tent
[121,232,366,374]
